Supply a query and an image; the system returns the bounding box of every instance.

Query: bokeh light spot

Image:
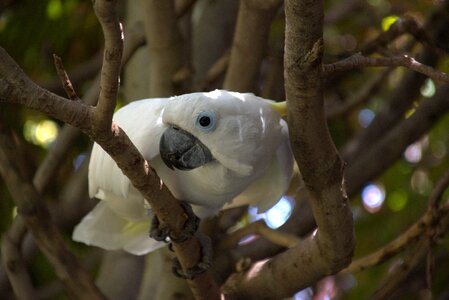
[73,153,87,171]
[404,143,422,163]
[358,109,375,128]
[381,15,399,31]
[47,0,63,20]
[420,79,436,98]
[249,196,294,229]
[264,196,294,229]
[411,170,432,195]
[387,190,408,212]
[24,119,59,148]
[11,206,18,219]
[361,183,385,213]
[431,141,446,159]
[294,287,313,300]
[35,120,58,146]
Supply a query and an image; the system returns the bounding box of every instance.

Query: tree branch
[341,3,449,162]
[369,238,430,300]
[143,0,183,97]
[324,53,449,84]
[326,68,391,120]
[91,0,123,128]
[360,15,448,56]
[0,1,221,299]
[1,218,35,300]
[53,54,80,100]
[223,0,282,92]
[346,83,449,195]
[0,123,105,299]
[222,1,355,298]
[343,204,449,274]
[345,169,449,274]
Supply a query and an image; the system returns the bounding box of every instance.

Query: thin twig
[360,15,448,56]
[368,238,429,300]
[342,204,449,274]
[345,83,449,195]
[343,169,449,274]
[53,54,80,100]
[324,53,449,84]
[427,168,449,209]
[326,68,392,120]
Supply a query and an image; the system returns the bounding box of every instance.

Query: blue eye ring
[195,111,217,132]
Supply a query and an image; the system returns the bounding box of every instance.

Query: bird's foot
[149,201,200,243]
[171,232,212,280]
[149,215,170,242]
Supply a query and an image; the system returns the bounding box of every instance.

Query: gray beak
[160,125,214,170]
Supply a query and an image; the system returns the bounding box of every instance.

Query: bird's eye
[195,111,217,132]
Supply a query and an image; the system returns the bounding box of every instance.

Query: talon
[169,201,200,243]
[149,201,200,243]
[171,232,212,280]
[149,215,170,242]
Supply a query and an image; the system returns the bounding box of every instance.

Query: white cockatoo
[73,90,293,255]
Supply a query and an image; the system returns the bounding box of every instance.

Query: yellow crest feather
[270,101,287,117]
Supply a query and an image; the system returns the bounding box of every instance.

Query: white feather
[73,90,294,255]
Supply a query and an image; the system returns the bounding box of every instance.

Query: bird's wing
[88,98,166,220]
[223,119,293,212]
[72,201,164,255]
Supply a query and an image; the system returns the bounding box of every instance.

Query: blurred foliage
[0,0,449,299]
[0,0,100,230]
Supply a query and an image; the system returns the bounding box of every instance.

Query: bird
[73,90,293,255]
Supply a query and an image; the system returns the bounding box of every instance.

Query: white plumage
[73,90,293,255]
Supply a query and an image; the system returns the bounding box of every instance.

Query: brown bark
[223,0,282,92]
[0,1,221,299]
[221,1,355,298]
[143,0,183,97]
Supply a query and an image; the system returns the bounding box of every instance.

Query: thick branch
[143,0,183,97]
[284,0,354,271]
[0,1,220,298]
[222,1,354,298]
[92,0,123,128]
[223,0,282,91]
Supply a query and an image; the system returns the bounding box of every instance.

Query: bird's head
[159,90,285,176]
